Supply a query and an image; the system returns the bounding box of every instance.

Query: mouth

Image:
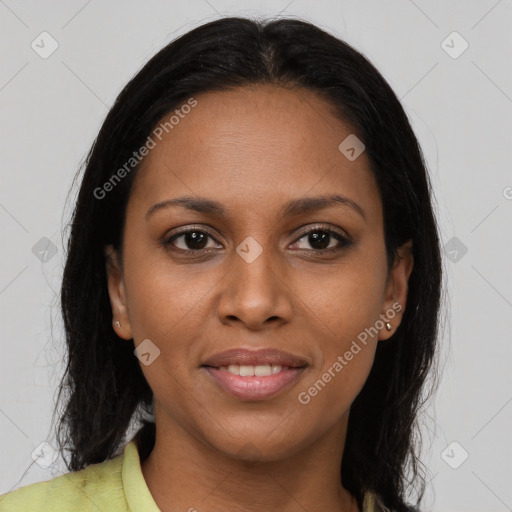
[212,363,295,376]
[201,347,308,369]
[201,365,307,401]
[200,348,309,401]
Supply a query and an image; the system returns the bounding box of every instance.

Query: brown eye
[162,225,352,256]
[291,227,352,253]
[163,229,221,253]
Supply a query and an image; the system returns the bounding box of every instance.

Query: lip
[201,348,308,401]
[203,366,307,401]
[201,348,308,368]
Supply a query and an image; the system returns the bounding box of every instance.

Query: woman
[0,16,442,512]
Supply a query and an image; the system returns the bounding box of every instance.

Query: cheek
[295,251,387,343]
[123,251,213,342]
[295,278,380,426]
[298,341,377,405]
[291,255,385,409]
[296,273,381,405]
[121,250,223,398]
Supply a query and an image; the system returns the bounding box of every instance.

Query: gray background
[1,1,511,511]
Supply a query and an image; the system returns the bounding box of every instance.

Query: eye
[162,227,221,253]
[161,224,352,255]
[290,225,352,253]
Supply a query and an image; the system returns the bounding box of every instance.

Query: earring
[114,321,121,328]
[385,322,392,331]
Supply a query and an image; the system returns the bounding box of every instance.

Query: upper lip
[202,348,308,368]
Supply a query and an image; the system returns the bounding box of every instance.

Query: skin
[105,84,413,512]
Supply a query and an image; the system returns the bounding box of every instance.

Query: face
[106,84,413,461]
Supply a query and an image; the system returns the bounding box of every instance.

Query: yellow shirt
[0,440,385,511]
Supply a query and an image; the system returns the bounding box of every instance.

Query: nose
[216,242,293,331]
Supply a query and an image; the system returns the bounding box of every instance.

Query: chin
[205,428,310,463]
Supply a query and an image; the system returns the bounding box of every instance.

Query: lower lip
[202,366,306,401]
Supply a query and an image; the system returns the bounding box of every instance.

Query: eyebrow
[145,194,366,221]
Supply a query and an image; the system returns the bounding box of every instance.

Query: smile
[202,365,306,401]
[218,364,286,376]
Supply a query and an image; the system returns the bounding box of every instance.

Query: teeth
[218,364,285,376]
[271,364,283,374]
[255,364,272,377]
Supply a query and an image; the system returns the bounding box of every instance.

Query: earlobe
[104,245,133,340]
[379,240,414,341]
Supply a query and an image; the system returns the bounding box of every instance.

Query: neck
[140,409,358,512]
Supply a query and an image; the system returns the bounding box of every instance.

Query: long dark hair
[55,16,443,512]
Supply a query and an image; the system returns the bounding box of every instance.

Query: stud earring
[114,321,121,328]
[385,322,392,331]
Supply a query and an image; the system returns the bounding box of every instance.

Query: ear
[378,239,414,341]
[105,245,133,340]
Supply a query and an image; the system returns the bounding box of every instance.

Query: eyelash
[161,224,352,256]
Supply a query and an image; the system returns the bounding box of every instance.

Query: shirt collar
[122,440,162,511]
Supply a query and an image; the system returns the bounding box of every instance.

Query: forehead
[128,85,381,224]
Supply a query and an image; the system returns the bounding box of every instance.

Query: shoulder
[0,448,127,511]
[363,492,389,512]
[363,491,422,512]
